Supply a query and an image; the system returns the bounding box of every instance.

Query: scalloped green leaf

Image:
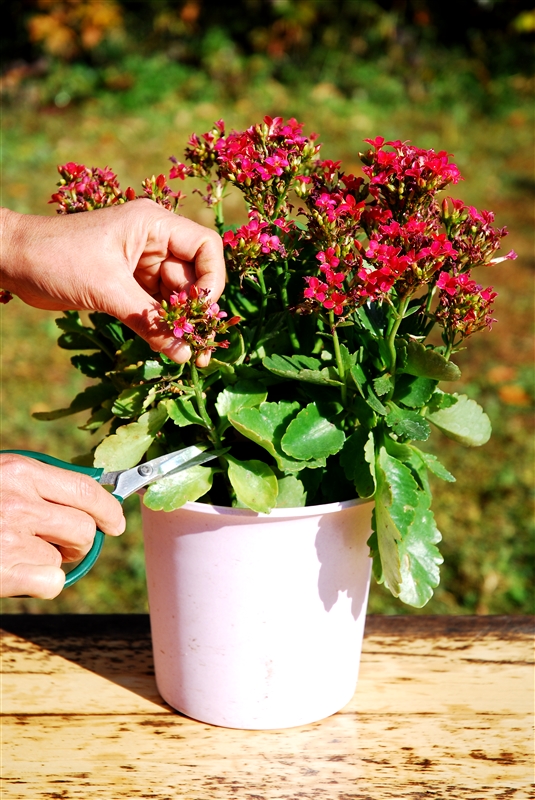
[93,404,168,471]
[32,383,116,421]
[386,403,431,441]
[281,403,345,460]
[418,451,456,482]
[402,341,461,381]
[164,397,204,427]
[263,354,342,386]
[227,456,278,513]
[275,475,307,508]
[229,402,326,472]
[112,386,155,418]
[397,492,443,607]
[215,379,267,421]
[426,393,491,446]
[143,465,214,511]
[394,375,437,408]
[373,446,420,597]
[340,428,375,498]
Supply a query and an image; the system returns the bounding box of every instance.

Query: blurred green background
[1,0,533,615]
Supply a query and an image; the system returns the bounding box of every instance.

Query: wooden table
[1,615,533,799]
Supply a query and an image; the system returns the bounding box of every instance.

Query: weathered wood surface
[1,615,533,799]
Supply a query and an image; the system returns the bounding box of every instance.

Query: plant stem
[190,360,222,448]
[386,295,410,378]
[214,199,225,237]
[247,270,269,357]
[330,312,348,406]
[276,261,300,352]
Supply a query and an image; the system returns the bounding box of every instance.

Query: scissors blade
[100,446,223,500]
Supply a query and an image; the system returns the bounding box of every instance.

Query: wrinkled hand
[0,200,226,365]
[0,454,125,598]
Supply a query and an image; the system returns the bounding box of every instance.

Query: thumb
[102,275,192,363]
[2,563,66,599]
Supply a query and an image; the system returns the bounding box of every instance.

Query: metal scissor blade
[101,446,223,500]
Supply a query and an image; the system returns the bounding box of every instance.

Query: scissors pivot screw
[137,464,153,477]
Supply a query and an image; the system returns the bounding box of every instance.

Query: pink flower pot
[141,497,373,729]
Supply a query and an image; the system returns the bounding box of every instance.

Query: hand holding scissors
[0,446,220,597]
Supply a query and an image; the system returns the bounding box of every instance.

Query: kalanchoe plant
[37,117,517,608]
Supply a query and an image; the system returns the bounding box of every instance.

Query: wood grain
[1,615,533,799]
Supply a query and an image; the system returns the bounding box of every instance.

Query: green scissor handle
[1,449,115,588]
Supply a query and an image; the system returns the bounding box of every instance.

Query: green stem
[386,296,410,378]
[190,361,221,448]
[247,270,269,357]
[276,261,300,352]
[214,199,225,237]
[330,312,347,406]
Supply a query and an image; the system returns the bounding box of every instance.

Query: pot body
[141,497,373,730]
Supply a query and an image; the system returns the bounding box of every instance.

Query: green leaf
[373,447,420,597]
[93,404,168,471]
[71,352,112,379]
[340,428,376,498]
[275,475,307,508]
[32,383,117,421]
[426,393,491,446]
[418,452,456,482]
[281,403,346,461]
[215,379,267,421]
[112,386,155,419]
[88,312,126,348]
[164,397,205,427]
[55,311,104,350]
[386,403,431,441]
[229,401,326,473]
[79,407,114,432]
[116,337,155,369]
[394,375,437,408]
[397,492,443,608]
[141,360,165,380]
[212,326,245,365]
[227,456,278,513]
[373,374,393,397]
[402,341,461,381]
[263,354,342,386]
[143,465,214,511]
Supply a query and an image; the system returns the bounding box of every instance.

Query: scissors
[1,446,222,587]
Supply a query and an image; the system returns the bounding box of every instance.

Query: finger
[101,275,194,363]
[19,458,126,536]
[30,505,100,563]
[1,563,65,599]
[195,349,212,368]
[167,218,226,301]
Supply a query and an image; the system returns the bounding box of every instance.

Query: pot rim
[161,496,374,519]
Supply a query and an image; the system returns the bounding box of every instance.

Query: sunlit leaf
[143,465,214,511]
[94,404,168,471]
[227,456,278,513]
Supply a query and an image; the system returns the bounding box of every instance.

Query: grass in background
[1,80,533,615]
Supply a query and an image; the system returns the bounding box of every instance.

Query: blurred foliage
[1,0,534,115]
[0,0,533,616]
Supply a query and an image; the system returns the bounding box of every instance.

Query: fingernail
[162,341,192,364]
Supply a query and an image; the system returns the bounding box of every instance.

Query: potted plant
[39,117,515,728]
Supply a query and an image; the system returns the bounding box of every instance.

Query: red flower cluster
[50,163,181,214]
[169,116,320,219]
[222,216,289,279]
[160,285,240,354]
[435,271,498,339]
[0,289,13,304]
[442,199,517,269]
[50,163,128,213]
[361,138,462,212]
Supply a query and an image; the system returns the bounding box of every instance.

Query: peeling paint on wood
[1,615,533,799]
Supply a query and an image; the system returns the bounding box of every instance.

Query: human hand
[0,200,226,365]
[0,454,125,599]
